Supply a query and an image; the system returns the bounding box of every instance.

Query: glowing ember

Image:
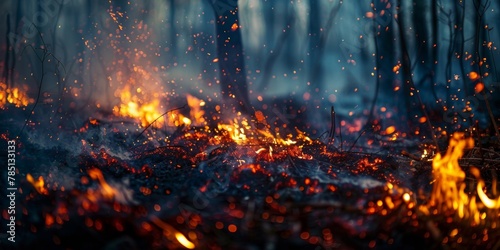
[0,82,34,108]
[469,71,480,81]
[26,174,48,195]
[384,125,396,135]
[217,112,312,148]
[217,117,251,144]
[150,215,196,249]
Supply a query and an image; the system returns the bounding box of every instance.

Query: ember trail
[1,1,499,249]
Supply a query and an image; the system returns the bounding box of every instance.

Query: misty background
[1,0,499,137]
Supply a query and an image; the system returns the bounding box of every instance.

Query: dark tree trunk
[210,0,251,114]
[307,0,322,103]
[396,0,415,130]
[375,0,397,101]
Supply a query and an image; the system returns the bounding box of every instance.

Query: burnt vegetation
[1,0,499,249]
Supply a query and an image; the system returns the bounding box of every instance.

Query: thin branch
[18,25,66,137]
[328,106,336,142]
[134,104,188,141]
[395,2,440,152]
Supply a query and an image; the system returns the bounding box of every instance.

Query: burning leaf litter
[10,101,499,249]
[2,1,500,249]
[2,72,499,248]
[0,82,34,108]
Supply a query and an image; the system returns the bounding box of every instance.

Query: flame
[150,215,196,249]
[215,115,314,163]
[421,149,429,159]
[257,129,297,146]
[186,94,206,126]
[217,113,311,147]
[423,133,500,225]
[217,117,251,144]
[239,164,262,173]
[0,82,34,108]
[175,232,195,249]
[88,168,116,200]
[471,167,500,209]
[113,85,164,127]
[26,174,48,195]
[113,71,206,128]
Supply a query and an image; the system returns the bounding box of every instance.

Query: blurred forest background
[1,0,499,137]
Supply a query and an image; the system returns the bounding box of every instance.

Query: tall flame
[0,82,34,108]
[217,112,311,146]
[471,167,500,209]
[88,168,117,200]
[423,132,500,225]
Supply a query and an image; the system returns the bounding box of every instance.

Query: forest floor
[1,104,499,250]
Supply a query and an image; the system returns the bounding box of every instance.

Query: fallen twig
[134,104,187,141]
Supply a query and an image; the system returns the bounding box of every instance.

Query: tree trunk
[210,0,251,114]
[308,0,322,103]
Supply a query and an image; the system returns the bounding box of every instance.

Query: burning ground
[1,96,499,249]
[1,1,500,249]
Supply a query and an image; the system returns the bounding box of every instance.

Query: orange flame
[217,117,251,144]
[88,168,116,200]
[113,85,164,127]
[0,82,34,108]
[113,71,206,128]
[422,133,500,225]
[186,94,206,126]
[471,167,500,209]
[150,215,195,249]
[217,115,311,147]
[26,174,48,195]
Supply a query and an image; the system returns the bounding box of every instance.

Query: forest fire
[13,101,499,248]
[2,0,500,249]
[26,174,48,195]
[8,81,500,248]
